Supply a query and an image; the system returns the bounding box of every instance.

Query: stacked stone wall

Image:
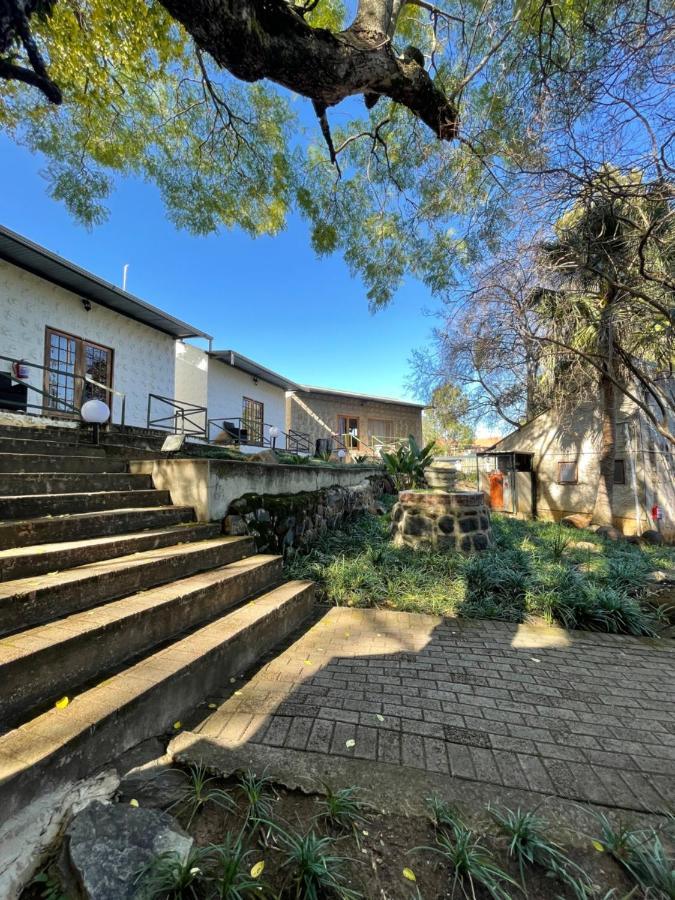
[391,490,494,552]
[223,474,392,553]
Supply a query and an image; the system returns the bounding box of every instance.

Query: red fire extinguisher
[11,360,29,380]
[651,504,664,522]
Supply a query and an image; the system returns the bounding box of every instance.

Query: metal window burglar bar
[0,354,126,426]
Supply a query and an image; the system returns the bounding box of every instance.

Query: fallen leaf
[250,860,265,879]
[402,867,416,882]
[173,720,181,730]
[234,691,242,696]
[592,840,604,852]
[304,659,313,665]
[531,657,541,663]
[208,703,217,709]
[129,799,139,808]
[345,739,356,749]
[229,677,236,683]
[376,714,384,722]
[362,830,369,836]
[55,696,69,709]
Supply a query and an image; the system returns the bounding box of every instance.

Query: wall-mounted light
[82,298,92,312]
[252,376,259,385]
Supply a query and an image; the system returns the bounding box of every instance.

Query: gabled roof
[209,349,301,391]
[0,225,212,341]
[295,384,427,409]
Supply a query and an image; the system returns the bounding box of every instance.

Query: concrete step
[0,523,222,581]
[0,472,154,495]
[0,554,283,725]
[0,436,106,457]
[0,489,171,520]
[0,453,128,474]
[0,580,314,824]
[0,536,255,635]
[0,506,194,550]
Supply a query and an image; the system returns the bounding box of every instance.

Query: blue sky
[0,134,439,402]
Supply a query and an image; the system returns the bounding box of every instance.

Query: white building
[174,343,301,452]
[0,225,211,429]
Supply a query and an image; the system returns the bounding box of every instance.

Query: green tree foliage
[422,383,473,450]
[1,0,671,308]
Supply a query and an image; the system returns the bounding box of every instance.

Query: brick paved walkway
[181,609,675,812]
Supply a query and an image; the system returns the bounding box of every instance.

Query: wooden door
[44,328,113,413]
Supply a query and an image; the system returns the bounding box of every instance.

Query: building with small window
[482,396,675,541]
[286,385,425,459]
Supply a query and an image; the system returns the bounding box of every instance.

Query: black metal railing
[286,428,311,454]
[0,354,126,425]
[207,417,310,452]
[147,394,207,439]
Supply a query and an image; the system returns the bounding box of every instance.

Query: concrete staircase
[0,424,314,831]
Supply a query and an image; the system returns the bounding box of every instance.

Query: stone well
[391,489,493,553]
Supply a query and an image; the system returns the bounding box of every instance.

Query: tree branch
[158,0,459,141]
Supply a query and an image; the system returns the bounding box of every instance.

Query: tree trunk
[591,287,618,526]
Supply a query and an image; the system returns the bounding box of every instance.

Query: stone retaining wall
[391,489,494,552]
[223,474,392,553]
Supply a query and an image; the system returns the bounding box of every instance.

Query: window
[44,328,113,413]
[242,397,264,446]
[614,459,626,485]
[368,419,393,441]
[557,461,578,484]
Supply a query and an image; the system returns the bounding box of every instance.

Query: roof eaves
[0,225,212,341]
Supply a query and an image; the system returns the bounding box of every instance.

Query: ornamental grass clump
[286,506,673,636]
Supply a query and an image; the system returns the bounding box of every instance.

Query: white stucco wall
[207,358,287,452]
[0,261,176,428]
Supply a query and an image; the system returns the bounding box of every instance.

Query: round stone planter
[391,490,493,553]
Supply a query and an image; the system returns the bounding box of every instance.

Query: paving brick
[305,718,334,753]
[424,737,450,773]
[184,608,673,812]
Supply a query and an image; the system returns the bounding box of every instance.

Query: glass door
[44,328,113,414]
[337,415,359,449]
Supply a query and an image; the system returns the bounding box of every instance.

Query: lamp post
[81,398,110,445]
[269,425,280,450]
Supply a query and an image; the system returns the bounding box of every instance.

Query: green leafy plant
[426,796,466,831]
[167,763,235,828]
[29,869,68,900]
[489,805,592,896]
[549,525,571,561]
[135,848,208,899]
[381,435,436,489]
[237,770,276,830]
[316,785,370,835]
[207,834,268,899]
[417,824,518,900]
[271,824,361,900]
[593,815,675,898]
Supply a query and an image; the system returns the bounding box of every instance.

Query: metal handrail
[0,353,125,425]
[286,428,311,454]
[148,394,207,439]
